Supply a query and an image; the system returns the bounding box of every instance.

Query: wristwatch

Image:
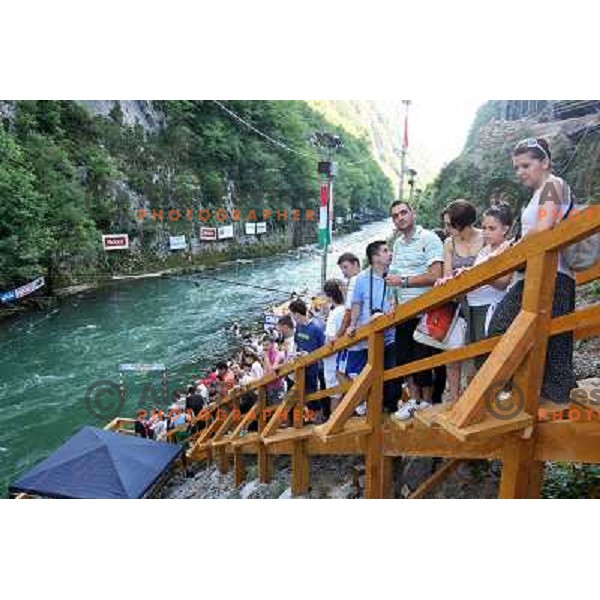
[401,275,410,288]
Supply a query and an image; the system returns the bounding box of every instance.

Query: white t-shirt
[325,304,346,341]
[467,246,508,307]
[344,275,357,310]
[324,305,345,380]
[519,175,573,279]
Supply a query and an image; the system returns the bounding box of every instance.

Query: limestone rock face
[78,100,165,132]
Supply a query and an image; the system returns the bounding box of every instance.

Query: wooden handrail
[211,209,599,410]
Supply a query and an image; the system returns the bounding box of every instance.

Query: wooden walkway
[110,207,600,498]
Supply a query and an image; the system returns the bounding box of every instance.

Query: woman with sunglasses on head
[438,199,484,402]
[487,137,577,403]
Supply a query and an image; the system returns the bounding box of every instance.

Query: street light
[309,132,343,287]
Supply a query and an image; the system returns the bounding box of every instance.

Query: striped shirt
[389,225,444,304]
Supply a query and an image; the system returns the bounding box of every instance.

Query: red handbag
[418,303,458,341]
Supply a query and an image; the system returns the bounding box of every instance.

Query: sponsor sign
[256,221,267,234]
[169,235,187,250]
[218,225,234,240]
[245,223,256,235]
[263,312,279,333]
[199,227,217,241]
[102,234,129,251]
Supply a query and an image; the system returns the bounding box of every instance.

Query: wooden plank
[262,389,297,438]
[231,432,261,448]
[535,420,600,463]
[413,402,456,428]
[212,410,238,443]
[576,261,600,285]
[293,367,305,427]
[500,251,558,499]
[291,439,310,496]
[229,401,259,441]
[318,365,373,438]
[234,449,245,488]
[305,380,352,403]
[365,332,385,499]
[313,419,372,443]
[549,303,600,338]
[257,387,272,483]
[436,410,533,442]
[447,310,537,429]
[408,459,461,499]
[383,456,396,499]
[263,425,315,446]
[384,418,505,459]
[384,337,498,382]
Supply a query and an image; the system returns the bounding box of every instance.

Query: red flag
[402,113,409,150]
[320,182,328,206]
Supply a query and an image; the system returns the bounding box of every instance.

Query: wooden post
[382,456,396,499]
[234,448,245,487]
[499,251,558,498]
[257,387,272,483]
[365,331,385,498]
[217,447,230,474]
[291,366,310,496]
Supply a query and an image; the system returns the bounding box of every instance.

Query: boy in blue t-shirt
[289,299,325,418]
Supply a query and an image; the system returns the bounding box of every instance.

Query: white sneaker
[355,402,367,416]
[415,401,431,411]
[393,399,418,421]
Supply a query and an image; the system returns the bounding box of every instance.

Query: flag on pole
[402,112,409,150]
[318,182,330,248]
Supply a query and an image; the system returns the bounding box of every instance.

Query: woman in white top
[464,203,514,369]
[323,279,346,412]
[487,137,577,403]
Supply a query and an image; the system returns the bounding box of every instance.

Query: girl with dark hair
[323,279,346,412]
[465,202,514,368]
[439,199,484,401]
[487,137,577,403]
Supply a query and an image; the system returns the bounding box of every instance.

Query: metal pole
[321,172,333,289]
[399,100,410,201]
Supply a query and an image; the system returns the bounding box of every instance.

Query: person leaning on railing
[439,199,485,402]
[346,240,400,415]
[486,137,577,403]
[436,202,514,374]
[384,201,444,419]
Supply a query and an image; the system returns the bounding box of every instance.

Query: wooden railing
[181,206,600,498]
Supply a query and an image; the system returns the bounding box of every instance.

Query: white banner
[14,276,46,299]
[169,235,187,250]
[263,313,279,332]
[256,222,267,234]
[245,223,256,235]
[218,225,234,240]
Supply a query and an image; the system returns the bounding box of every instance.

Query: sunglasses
[515,138,548,160]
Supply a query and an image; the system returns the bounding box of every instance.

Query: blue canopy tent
[9,426,183,499]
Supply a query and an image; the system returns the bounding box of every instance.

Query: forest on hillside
[0,100,394,292]
[416,100,600,228]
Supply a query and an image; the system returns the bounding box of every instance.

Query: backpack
[561,183,600,272]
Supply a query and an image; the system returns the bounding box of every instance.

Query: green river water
[0,220,392,496]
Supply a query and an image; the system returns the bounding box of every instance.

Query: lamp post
[398,100,411,201]
[309,132,343,288]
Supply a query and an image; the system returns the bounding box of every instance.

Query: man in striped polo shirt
[385,201,444,420]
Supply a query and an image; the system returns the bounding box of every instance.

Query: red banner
[102,234,129,250]
[199,227,217,241]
